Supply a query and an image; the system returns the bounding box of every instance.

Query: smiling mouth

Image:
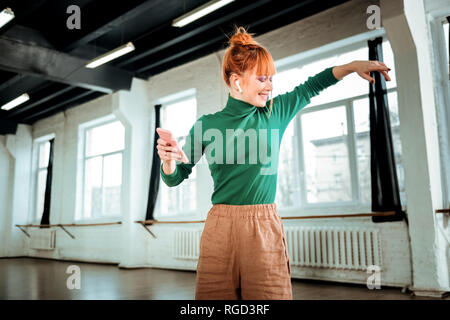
[259,93,268,99]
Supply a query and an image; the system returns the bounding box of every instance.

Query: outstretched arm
[332,60,391,83]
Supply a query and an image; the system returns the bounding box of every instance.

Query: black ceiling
[0,0,349,127]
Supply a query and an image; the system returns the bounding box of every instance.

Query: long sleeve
[272,66,341,127]
[160,115,206,187]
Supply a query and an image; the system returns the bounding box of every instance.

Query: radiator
[285,226,382,270]
[30,229,56,250]
[173,229,202,260]
[172,226,382,271]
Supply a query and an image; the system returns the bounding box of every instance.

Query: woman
[157,26,391,300]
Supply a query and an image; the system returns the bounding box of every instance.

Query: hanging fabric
[40,138,54,228]
[368,37,407,224]
[145,104,162,221]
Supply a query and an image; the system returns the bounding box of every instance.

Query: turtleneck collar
[222,93,261,116]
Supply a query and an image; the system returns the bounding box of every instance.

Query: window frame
[273,30,406,216]
[293,87,400,211]
[76,116,125,222]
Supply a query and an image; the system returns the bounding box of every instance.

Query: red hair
[222,26,276,117]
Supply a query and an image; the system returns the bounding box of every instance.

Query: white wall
[0,136,13,256]
[0,0,448,296]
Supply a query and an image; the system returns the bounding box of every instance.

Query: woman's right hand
[157,138,182,174]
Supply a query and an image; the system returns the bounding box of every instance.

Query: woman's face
[231,66,273,107]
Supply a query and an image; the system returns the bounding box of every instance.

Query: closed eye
[258,76,273,82]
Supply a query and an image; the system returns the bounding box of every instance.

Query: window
[276,120,301,207]
[31,135,53,222]
[79,119,125,220]
[302,106,352,204]
[274,35,405,213]
[158,93,197,217]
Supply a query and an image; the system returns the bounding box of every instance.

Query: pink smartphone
[156,128,189,163]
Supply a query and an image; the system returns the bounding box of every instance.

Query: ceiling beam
[0,118,18,134]
[0,76,50,107]
[6,86,74,118]
[0,37,133,93]
[117,0,272,68]
[134,0,342,75]
[22,90,96,123]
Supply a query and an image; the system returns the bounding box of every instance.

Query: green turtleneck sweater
[160,66,341,205]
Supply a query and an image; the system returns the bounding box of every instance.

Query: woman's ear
[230,73,238,85]
[230,73,241,91]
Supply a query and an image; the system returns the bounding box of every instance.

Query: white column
[113,78,153,268]
[0,136,13,257]
[381,0,450,296]
[4,125,33,256]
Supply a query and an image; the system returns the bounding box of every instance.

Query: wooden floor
[0,257,445,300]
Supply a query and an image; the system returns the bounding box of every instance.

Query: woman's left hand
[350,60,391,84]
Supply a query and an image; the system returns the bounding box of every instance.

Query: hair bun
[229,26,258,47]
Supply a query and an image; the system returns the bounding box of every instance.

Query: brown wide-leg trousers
[195,203,292,300]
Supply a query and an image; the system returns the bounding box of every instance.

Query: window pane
[179,166,197,214]
[39,141,50,168]
[353,98,371,204]
[301,106,352,203]
[160,97,197,217]
[36,169,47,220]
[272,68,302,99]
[160,183,178,217]
[84,156,102,218]
[159,169,197,216]
[276,120,302,208]
[85,121,125,157]
[162,98,196,138]
[103,153,122,216]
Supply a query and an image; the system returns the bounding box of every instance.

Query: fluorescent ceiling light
[172,0,234,28]
[85,42,135,68]
[0,7,15,29]
[1,93,30,111]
